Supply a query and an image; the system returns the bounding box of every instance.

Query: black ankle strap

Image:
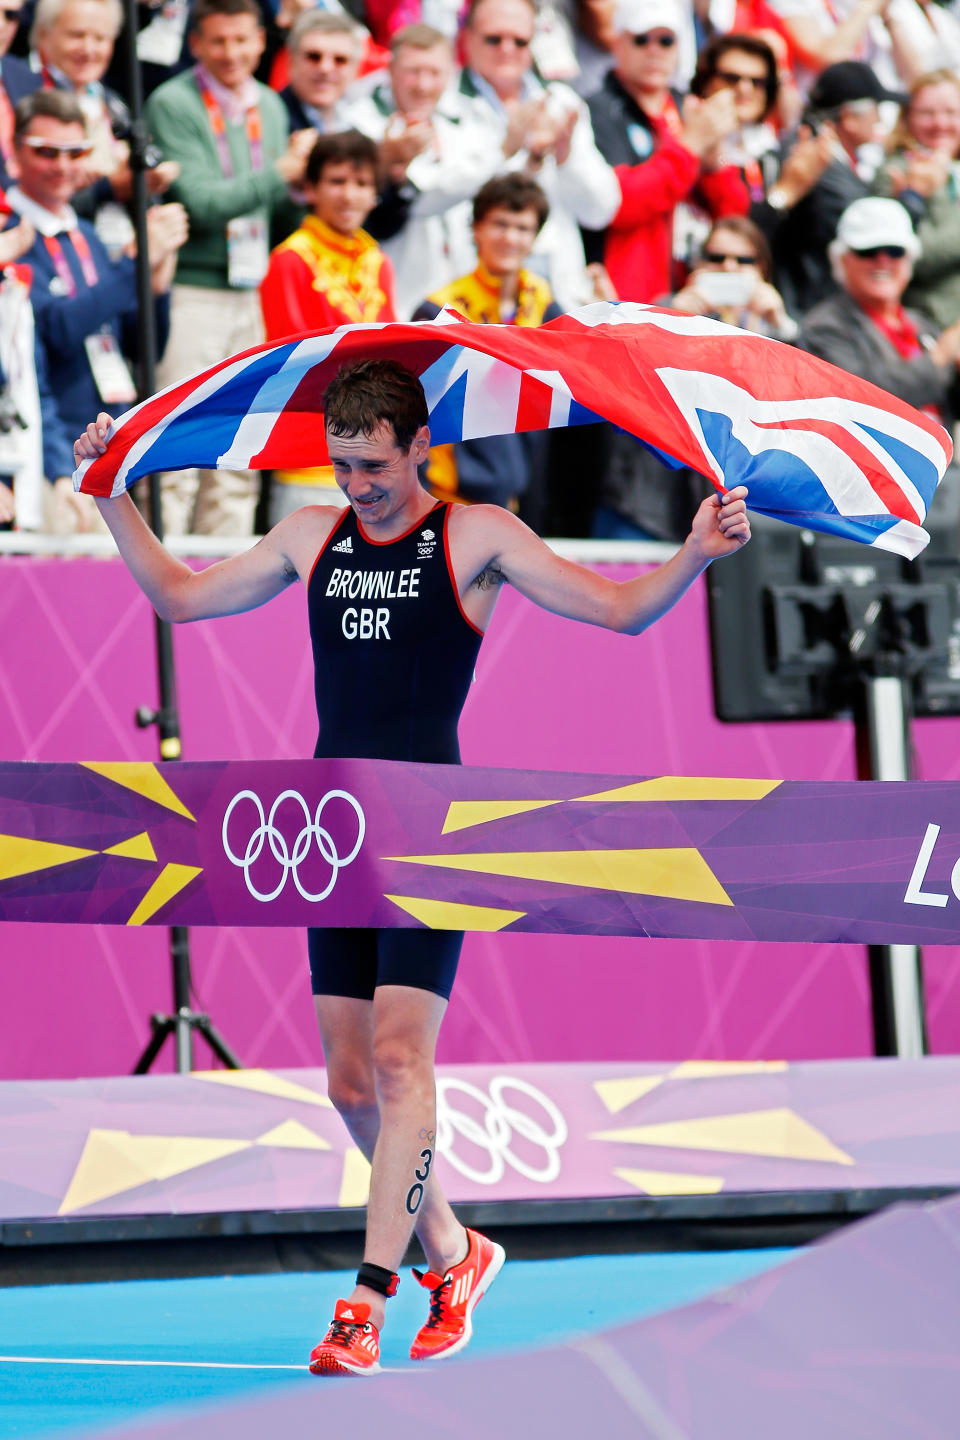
[356,1262,399,1297]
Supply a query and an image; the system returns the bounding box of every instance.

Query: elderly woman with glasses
[874,70,960,330]
[670,214,797,337]
[797,196,960,428]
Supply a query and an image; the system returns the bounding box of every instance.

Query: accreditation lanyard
[43,228,98,296]
[195,68,262,177]
[742,156,765,203]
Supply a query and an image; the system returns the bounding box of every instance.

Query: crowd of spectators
[1,0,960,539]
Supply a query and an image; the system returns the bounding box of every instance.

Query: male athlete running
[74,359,751,1376]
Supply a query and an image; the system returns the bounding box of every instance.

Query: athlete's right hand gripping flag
[74,301,953,559]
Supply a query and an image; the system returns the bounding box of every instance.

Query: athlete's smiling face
[327,420,431,530]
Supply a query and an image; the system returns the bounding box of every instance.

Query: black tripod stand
[121,8,241,1074]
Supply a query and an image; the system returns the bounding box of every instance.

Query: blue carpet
[0,1249,793,1437]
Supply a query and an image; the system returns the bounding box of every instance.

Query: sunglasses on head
[632,31,676,46]
[702,250,758,265]
[481,33,531,46]
[19,137,93,158]
[300,48,352,65]
[852,244,907,260]
[714,68,766,91]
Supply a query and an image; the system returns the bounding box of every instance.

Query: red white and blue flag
[74,302,953,559]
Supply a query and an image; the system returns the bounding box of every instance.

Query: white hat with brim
[611,0,682,36]
[831,197,921,260]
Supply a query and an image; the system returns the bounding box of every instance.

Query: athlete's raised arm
[74,414,336,623]
[449,487,750,634]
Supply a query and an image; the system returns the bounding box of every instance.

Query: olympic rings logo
[436,1076,568,1185]
[221,788,365,903]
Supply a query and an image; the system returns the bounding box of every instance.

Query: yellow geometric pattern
[58,1129,252,1214]
[441,800,556,833]
[81,761,196,820]
[338,1146,372,1208]
[669,1060,788,1080]
[593,1107,854,1166]
[103,831,157,862]
[385,893,526,931]
[594,1076,666,1113]
[255,1120,331,1150]
[614,1167,724,1196]
[572,777,781,804]
[127,863,202,926]
[388,848,732,905]
[438,778,782,832]
[0,833,96,882]
[193,1069,334,1109]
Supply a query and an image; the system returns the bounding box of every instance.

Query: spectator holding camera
[671,215,798,337]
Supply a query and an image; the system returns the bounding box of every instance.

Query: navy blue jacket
[16,217,169,463]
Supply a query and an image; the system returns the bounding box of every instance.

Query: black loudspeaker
[706,466,960,722]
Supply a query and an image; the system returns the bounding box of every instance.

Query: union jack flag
[74,302,953,559]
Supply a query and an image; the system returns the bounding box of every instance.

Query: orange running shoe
[409,1228,506,1361]
[309,1299,381,1377]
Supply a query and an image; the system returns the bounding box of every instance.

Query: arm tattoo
[474,563,506,591]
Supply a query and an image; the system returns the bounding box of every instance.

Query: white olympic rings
[436,1075,568,1185]
[221,788,365,903]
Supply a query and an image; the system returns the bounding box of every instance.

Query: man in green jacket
[145,0,315,536]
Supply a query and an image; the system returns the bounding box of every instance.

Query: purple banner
[3,1059,959,1224]
[3,759,960,943]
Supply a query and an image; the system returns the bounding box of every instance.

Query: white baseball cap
[833,197,920,259]
[612,0,682,36]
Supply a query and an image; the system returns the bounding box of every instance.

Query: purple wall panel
[1,554,957,1078]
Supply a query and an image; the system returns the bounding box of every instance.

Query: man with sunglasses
[798,197,960,459]
[6,88,185,532]
[454,0,619,310]
[279,10,362,135]
[586,0,748,303]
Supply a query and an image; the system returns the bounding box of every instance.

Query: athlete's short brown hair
[324,360,429,452]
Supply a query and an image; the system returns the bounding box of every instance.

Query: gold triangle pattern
[193,1069,333,1109]
[256,1120,331,1151]
[338,1146,371,1207]
[593,1076,666,1113]
[593,1107,853,1166]
[58,1129,252,1214]
[441,799,558,833]
[388,847,732,906]
[614,1167,724,1195]
[103,831,157,862]
[385,893,525,931]
[0,833,97,882]
[571,777,781,804]
[127,863,202,926]
[81,762,195,821]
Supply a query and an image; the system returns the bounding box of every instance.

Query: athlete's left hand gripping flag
[74,302,953,559]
